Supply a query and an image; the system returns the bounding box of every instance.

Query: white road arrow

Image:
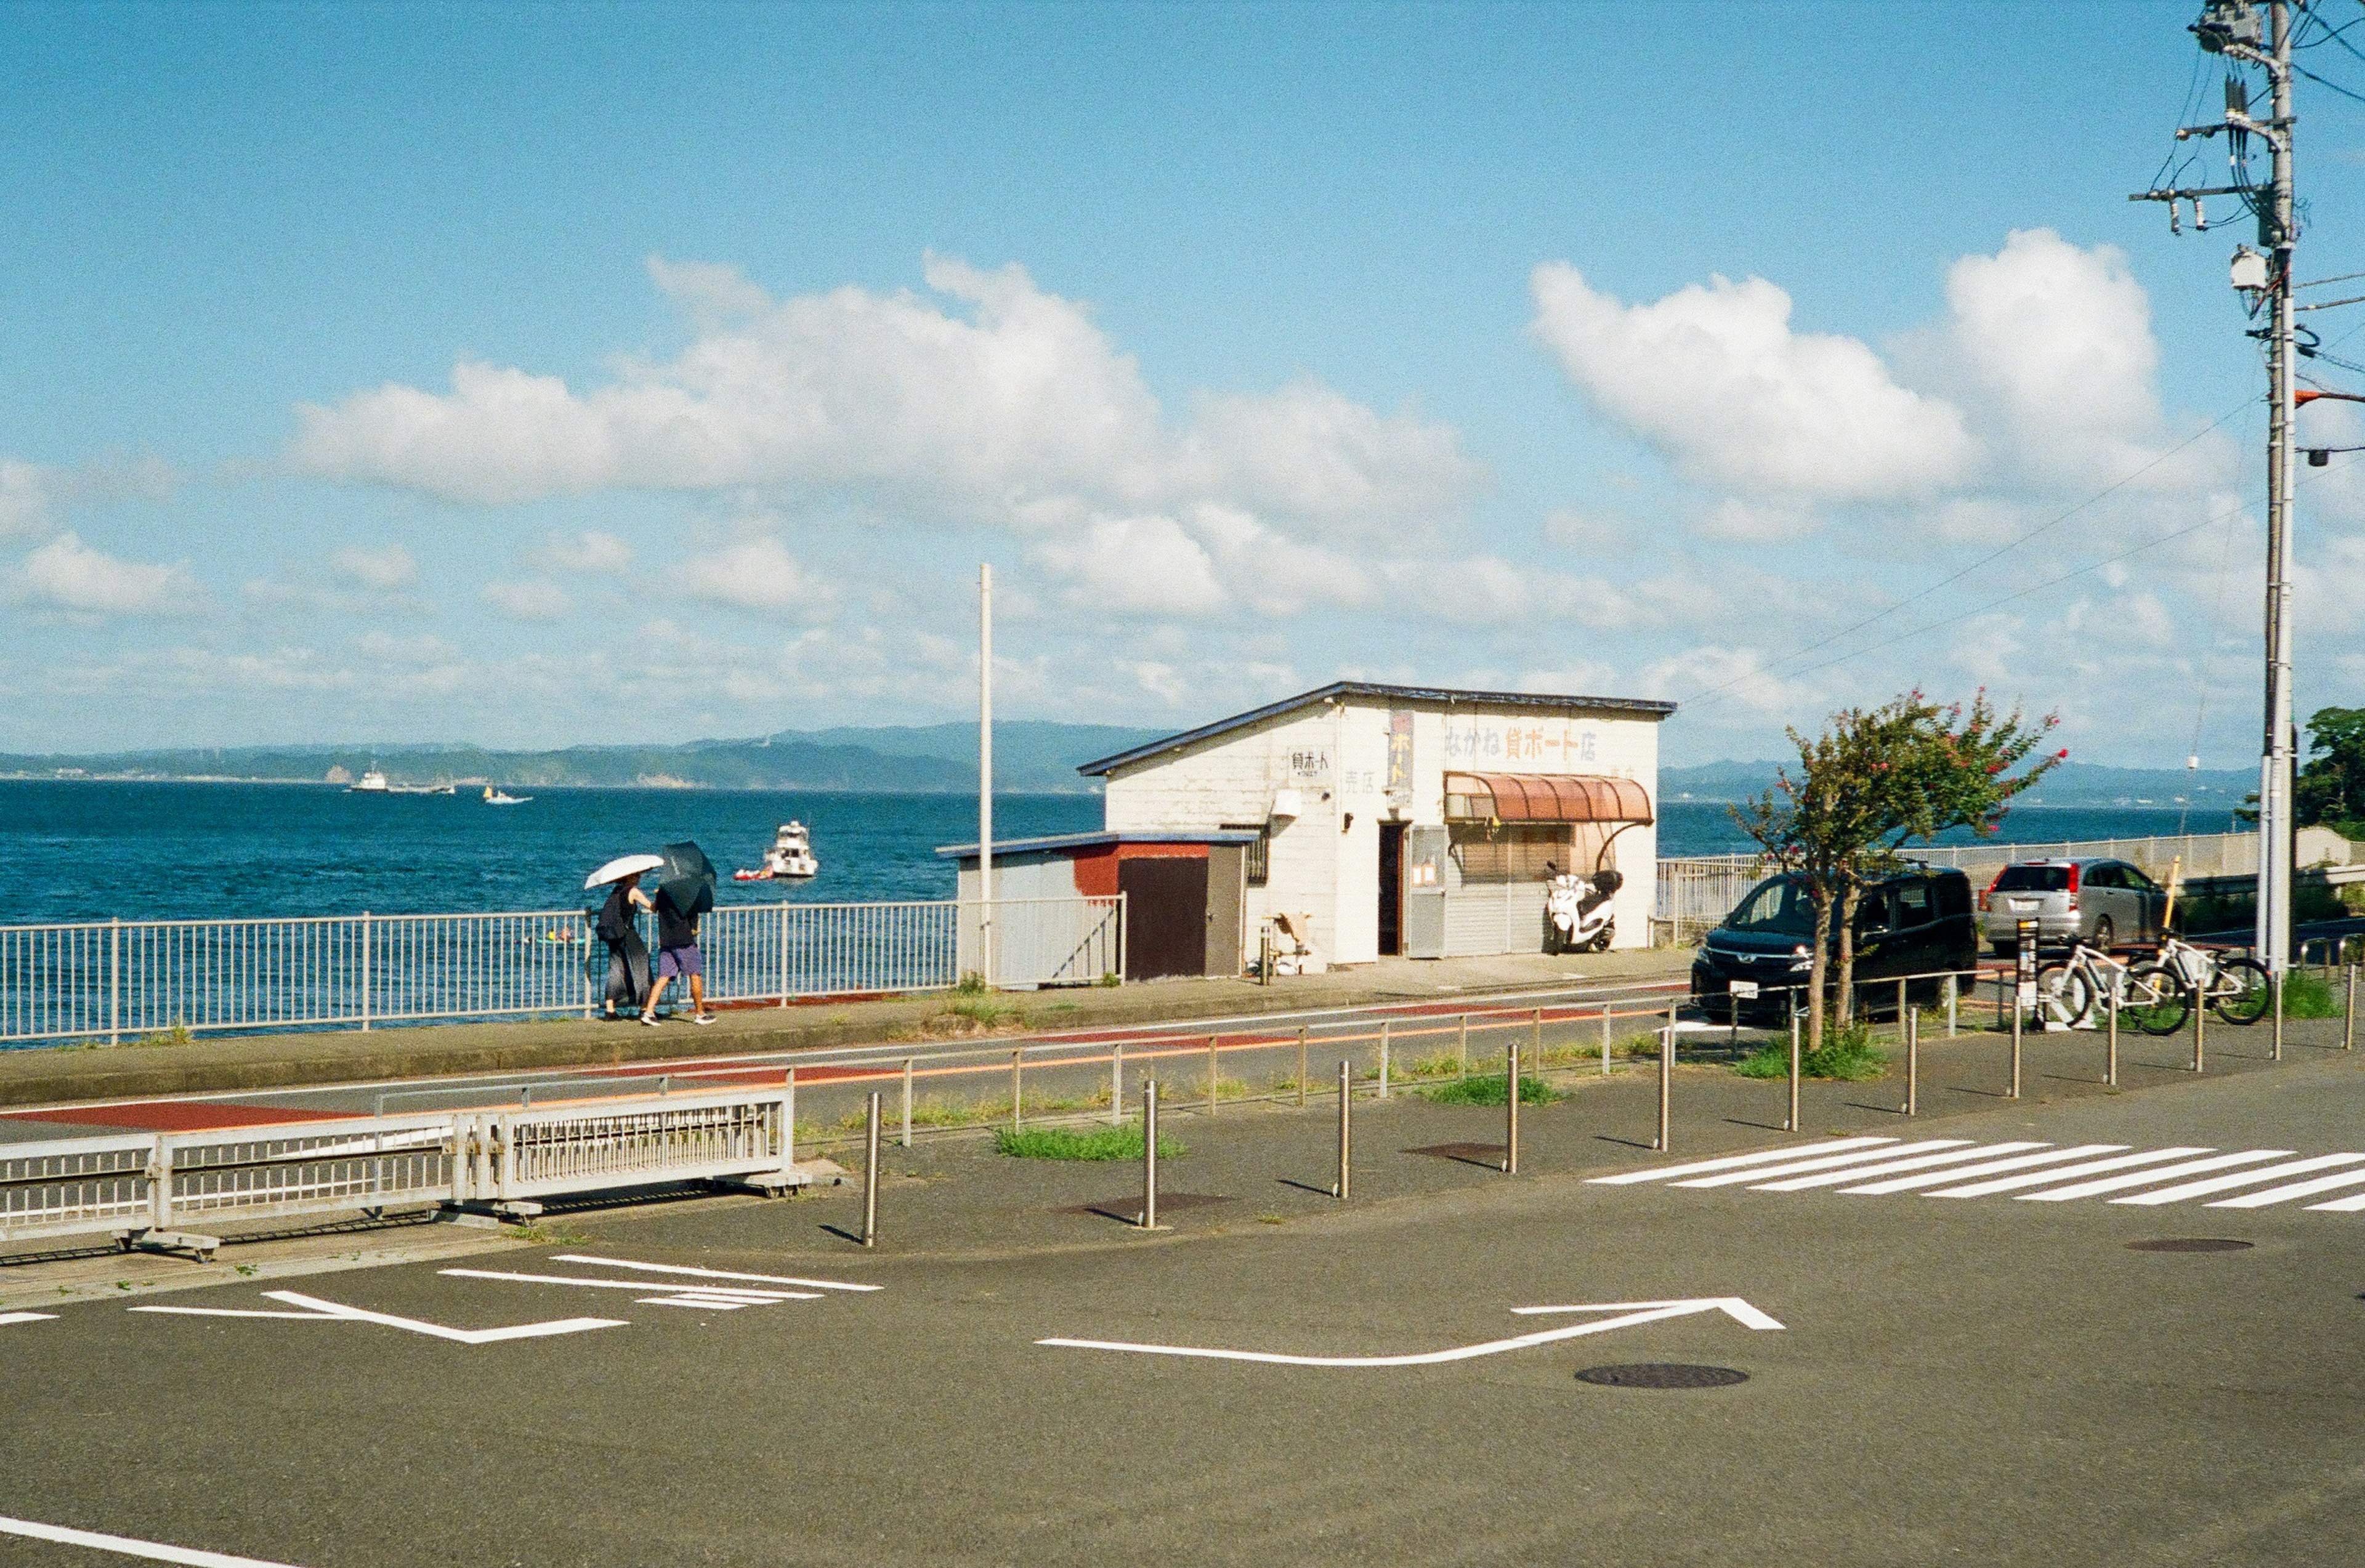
[1038,1296,1782,1368]
[130,1289,624,1343]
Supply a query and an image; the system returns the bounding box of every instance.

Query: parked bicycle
[2122,934,2271,1035]
[2032,940,2138,1030]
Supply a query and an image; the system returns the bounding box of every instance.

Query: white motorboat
[734,821,819,881]
[483,786,533,806]
[347,769,389,793]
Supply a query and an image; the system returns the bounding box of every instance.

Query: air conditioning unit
[1269,788,1303,822]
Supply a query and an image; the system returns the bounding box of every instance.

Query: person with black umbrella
[641,840,718,1026]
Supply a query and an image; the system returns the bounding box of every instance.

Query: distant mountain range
[1662,758,2256,809]
[0,721,1166,794]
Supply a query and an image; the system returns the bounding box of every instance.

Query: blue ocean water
[0,782,2246,926]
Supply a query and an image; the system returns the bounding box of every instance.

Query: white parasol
[584,853,665,889]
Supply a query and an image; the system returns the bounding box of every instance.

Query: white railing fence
[0,896,1123,1047]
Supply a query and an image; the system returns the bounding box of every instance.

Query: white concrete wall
[1103,693,1664,963]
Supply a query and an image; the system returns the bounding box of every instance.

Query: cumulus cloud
[15,531,198,616]
[677,535,833,615]
[535,530,633,574]
[1530,262,1976,501]
[289,254,1479,536]
[329,543,418,591]
[1032,515,1227,616]
[482,578,572,621]
[0,453,179,541]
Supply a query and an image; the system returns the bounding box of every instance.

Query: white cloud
[677,535,833,614]
[15,531,198,616]
[1694,497,1817,544]
[1031,515,1227,616]
[329,543,418,591]
[1530,262,1976,501]
[0,453,179,542]
[482,578,572,621]
[289,254,1478,536]
[535,529,634,574]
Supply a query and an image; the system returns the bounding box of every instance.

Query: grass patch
[127,1022,194,1048]
[1732,1022,1891,1082]
[1420,1072,1564,1105]
[2283,969,2345,1020]
[940,996,1024,1029]
[993,1124,1184,1160]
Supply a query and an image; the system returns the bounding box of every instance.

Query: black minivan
[1691,865,1980,1021]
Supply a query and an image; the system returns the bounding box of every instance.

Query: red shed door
[1119,857,1210,980]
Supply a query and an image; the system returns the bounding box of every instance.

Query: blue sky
[3,1,2361,768]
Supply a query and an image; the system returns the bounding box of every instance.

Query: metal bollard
[862,1091,881,1248]
[1533,1006,1543,1078]
[2193,991,2207,1075]
[2348,964,2358,1051]
[1656,1001,1675,1152]
[1141,1081,1159,1230]
[2009,989,2023,1100]
[1503,1038,1520,1174]
[783,1066,796,1168]
[1945,971,1959,1038]
[1904,1008,1918,1117]
[1298,1027,1309,1107]
[2273,972,2284,1062]
[1601,1005,1612,1075]
[902,1057,915,1147]
[1378,1022,1390,1100]
[1110,1044,1124,1126]
[1011,1051,1025,1131]
[1459,1013,1470,1078]
[2106,988,2119,1088]
[1208,1035,1220,1116]
[1334,1059,1351,1200]
[1997,970,2008,1029]
[1896,979,1908,1046]
[1786,1008,1801,1133]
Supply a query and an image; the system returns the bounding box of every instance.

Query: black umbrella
[657,840,717,916]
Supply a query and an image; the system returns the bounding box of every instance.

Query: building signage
[1386,711,1414,804]
[1287,746,1333,786]
[1442,717,1604,772]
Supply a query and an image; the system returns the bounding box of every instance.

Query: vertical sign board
[1386,711,1414,808]
[2015,915,2040,1014]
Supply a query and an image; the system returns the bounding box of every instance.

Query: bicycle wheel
[2124,963,2191,1035]
[2034,961,2092,1027]
[2210,956,2273,1025]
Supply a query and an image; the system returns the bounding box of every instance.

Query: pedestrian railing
[0,895,1123,1048]
[0,1082,799,1254]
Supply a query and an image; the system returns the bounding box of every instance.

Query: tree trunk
[1833,881,1862,1028]
[1806,887,1832,1055]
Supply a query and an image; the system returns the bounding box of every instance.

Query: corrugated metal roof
[1076,681,1678,778]
[934,829,1262,859]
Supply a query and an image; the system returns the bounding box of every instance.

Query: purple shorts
[657,945,703,980]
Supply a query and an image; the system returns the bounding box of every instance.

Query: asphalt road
[5,1020,2365,1566]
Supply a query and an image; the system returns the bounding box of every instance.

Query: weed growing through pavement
[1420,1073,1564,1106]
[993,1125,1185,1160]
[128,1022,195,1048]
[2281,969,2344,1020]
[1732,1021,1890,1082]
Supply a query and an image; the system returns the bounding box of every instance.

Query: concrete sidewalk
[0,947,1693,1110]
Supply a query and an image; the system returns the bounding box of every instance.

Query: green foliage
[951,972,991,997]
[128,1022,194,1048]
[1732,1022,1891,1081]
[2282,969,2344,1020]
[993,1125,1183,1160]
[1420,1072,1564,1105]
[2297,706,2365,833]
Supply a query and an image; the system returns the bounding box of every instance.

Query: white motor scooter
[1545,865,1621,953]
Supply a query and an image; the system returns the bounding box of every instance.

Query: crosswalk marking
[2209,1165,2365,1208]
[2111,1152,2365,1206]
[1840,1144,2128,1194]
[1585,1137,1899,1185]
[1752,1142,2051,1192]
[1924,1147,2215,1198]
[1588,1136,2365,1218]
[1675,1141,1975,1189]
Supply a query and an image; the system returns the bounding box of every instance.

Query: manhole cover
[2125,1237,2254,1253]
[1575,1363,1749,1389]
[1408,1142,1508,1165]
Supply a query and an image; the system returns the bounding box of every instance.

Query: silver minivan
[1980,857,2166,954]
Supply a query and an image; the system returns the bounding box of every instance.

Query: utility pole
[979,562,995,988]
[2130,0,2296,974]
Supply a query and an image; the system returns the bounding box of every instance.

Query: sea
[0,780,2248,927]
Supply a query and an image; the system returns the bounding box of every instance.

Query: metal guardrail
[0,895,1123,1046]
[0,1083,799,1255]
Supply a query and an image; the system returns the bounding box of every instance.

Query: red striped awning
[1443,772,1654,825]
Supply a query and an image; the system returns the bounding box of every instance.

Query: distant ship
[482,785,533,806]
[734,822,819,881]
[347,769,390,794]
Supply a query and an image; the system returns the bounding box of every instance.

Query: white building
[1077,681,1674,971]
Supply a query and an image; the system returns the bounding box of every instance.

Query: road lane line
[438,1269,817,1299]
[1674,1141,1973,1189]
[0,1514,308,1567]
[2300,1186,2365,1212]
[546,1255,881,1291]
[2013,1150,2293,1202]
[1840,1144,2130,1194]
[1585,1138,1898,1185]
[0,1311,57,1326]
[641,1297,756,1309]
[1040,1298,1781,1368]
[1750,1142,2050,1192]
[2209,1164,2365,1208]
[2111,1152,2365,1205]
[1923,1147,2216,1198]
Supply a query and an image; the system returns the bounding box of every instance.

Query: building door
[1378,822,1404,956]
[1119,856,1210,981]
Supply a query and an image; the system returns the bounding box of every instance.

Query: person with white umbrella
[584,854,661,1022]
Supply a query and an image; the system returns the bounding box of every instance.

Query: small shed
[939,830,1260,982]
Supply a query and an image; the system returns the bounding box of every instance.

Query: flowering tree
[1734,691,2062,1050]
